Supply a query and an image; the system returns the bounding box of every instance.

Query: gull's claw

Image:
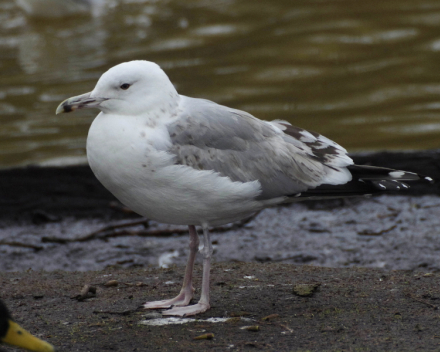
[144,288,194,309]
[162,302,210,317]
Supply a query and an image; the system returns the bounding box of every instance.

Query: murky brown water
[1,0,440,168]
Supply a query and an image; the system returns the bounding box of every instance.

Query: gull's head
[56,60,178,116]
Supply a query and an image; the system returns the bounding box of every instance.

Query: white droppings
[378,183,386,189]
[238,283,292,289]
[402,184,409,188]
[243,275,256,279]
[139,317,253,326]
[158,250,179,268]
[239,285,261,289]
[426,177,433,182]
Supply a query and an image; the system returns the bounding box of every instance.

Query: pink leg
[144,225,199,309]
[163,225,212,316]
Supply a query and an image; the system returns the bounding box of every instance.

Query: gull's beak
[2,320,55,352]
[55,92,107,114]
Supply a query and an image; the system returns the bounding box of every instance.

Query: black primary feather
[293,164,433,199]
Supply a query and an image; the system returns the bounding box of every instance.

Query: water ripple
[0,0,439,167]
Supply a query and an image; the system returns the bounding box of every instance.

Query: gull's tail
[291,165,434,200]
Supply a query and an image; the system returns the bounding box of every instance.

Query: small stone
[261,314,279,321]
[414,324,424,332]
[293,283,320,297]
[241,325,259,332]
[193,333,214,340]
[74,284,97,301]
[104,280,119,287]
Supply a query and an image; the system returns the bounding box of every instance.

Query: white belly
[86,113,265,226]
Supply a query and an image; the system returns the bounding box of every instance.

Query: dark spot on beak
[63,104,73,113]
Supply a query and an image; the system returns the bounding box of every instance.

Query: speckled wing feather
[166,96,353,200]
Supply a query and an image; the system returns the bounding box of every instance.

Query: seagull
[0,299,55,352]
[56,60,432,316]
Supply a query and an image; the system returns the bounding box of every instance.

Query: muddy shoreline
[1,150,440,272]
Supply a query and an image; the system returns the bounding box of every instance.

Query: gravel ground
[2,263,440,352]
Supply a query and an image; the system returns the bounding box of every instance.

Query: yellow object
[0,300,55,352]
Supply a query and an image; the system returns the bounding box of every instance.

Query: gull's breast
[86,113,264,226]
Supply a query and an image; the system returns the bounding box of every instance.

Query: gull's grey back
[166,96,352,200]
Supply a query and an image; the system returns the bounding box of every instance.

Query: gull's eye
[120,83,131,90]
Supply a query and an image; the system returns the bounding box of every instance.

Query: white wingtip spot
[389,171,405,178]
[299,130,316,143]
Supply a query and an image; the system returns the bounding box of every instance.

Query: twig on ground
[357,224,397,236]
[0,241,43,251]
[406,293,438,310]
[41,211,260,244]
[93,309,138,316]
[418,203,440,209]
[42,218,150,244]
